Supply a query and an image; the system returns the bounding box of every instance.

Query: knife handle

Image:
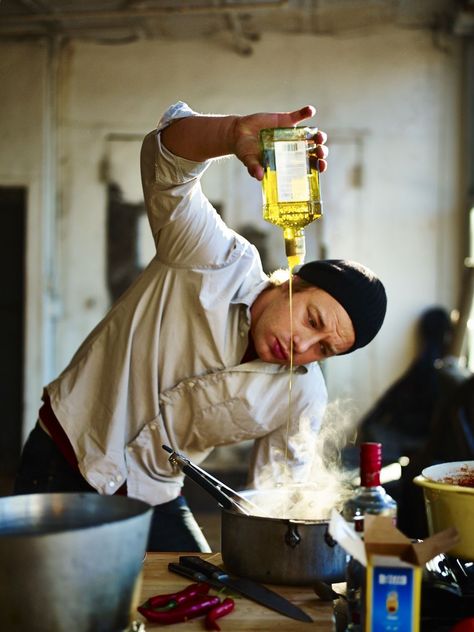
[179,556,228,579]
[168,562,209,583]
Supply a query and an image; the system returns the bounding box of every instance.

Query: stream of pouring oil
[283,255,300,483]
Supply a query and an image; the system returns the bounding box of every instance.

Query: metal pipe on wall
[0,1,289,24]
[41,35,62,389]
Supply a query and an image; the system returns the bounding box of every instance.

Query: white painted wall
[0,26,463,440]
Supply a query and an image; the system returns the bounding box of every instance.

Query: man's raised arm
[160,105,327,181]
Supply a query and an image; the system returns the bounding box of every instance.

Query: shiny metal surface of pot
[0,492,153,632]
[221,508,346,586]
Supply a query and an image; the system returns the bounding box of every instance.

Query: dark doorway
[0,187,26,486]
[106,183,145,303]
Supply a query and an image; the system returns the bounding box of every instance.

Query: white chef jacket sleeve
[140,101,238,266]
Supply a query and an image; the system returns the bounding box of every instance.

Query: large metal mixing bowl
[0,493,153,632]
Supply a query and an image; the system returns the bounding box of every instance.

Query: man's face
[250,278,356,365]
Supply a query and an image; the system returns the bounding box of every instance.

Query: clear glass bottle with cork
[342,442,397,632]
[260,126,322,269]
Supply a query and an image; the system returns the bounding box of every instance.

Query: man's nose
[293,331,323,354]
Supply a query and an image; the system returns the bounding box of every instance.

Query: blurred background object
[358,305,455,462]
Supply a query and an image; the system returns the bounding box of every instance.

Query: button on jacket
[46,102,328,506]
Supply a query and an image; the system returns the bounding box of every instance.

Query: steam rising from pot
[248,399,358,521]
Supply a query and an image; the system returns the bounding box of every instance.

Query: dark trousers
[14,424,211,553]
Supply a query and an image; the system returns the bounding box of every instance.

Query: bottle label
[274,140,309,202]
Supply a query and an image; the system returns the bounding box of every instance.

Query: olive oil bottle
[260,126,322,268]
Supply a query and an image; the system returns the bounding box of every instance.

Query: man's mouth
[271,339,288,361]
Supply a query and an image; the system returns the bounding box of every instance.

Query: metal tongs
[162,445,259,516]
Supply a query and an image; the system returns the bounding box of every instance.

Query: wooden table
[135,552,342,631]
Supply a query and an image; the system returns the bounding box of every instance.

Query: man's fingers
[236,106,327,180]
[318,158,328,173]
[285,105,316,127]
[315,130,327,145]
[244,156,264,181]
[316,144,329,160]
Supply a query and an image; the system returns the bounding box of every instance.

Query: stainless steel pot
[162,447,347,587]
[221,491,347,586]
[0,492,153,632]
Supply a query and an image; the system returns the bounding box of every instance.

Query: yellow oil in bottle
[261,127,323,266]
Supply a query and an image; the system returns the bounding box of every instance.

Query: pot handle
[324,528,338,548]
[285,523,301,548]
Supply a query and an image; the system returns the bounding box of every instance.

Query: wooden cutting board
[135,552,341,631]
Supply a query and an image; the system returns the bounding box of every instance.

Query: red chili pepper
[154,601,178,612]
[138,595,220,625]
[204,597,235,631]
[148,582,210,609]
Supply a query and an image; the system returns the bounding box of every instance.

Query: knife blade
[179,555,313,623]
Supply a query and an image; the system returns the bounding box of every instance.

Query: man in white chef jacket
[14,102,386,552]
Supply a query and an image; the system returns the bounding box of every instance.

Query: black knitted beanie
[295,259,387,353]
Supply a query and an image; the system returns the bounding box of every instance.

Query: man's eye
[308,316,317,328]
[320,343,328,356]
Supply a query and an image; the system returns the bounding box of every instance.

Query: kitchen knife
[178,555,313,623]
[168,562,233,592]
